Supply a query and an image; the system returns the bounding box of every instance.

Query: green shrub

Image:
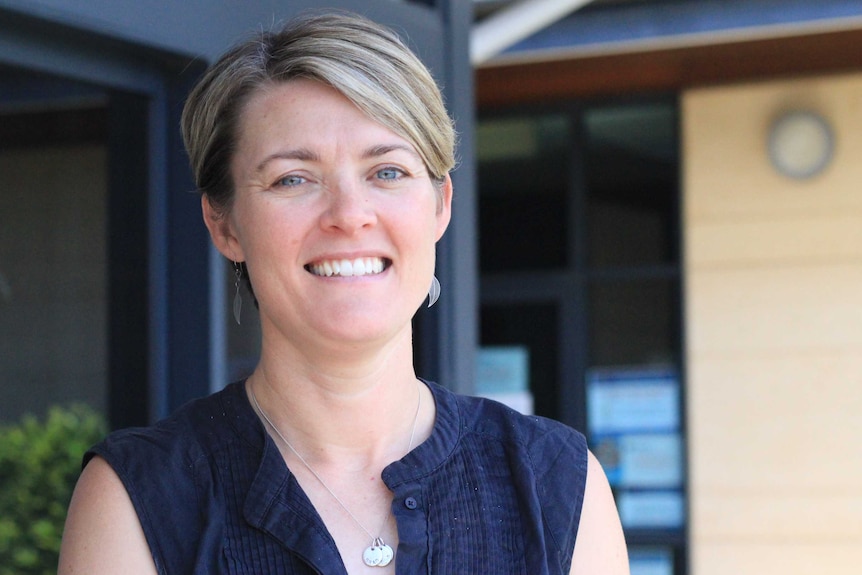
[0,405,106,575]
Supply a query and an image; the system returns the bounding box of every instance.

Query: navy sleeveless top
[85,380,588,574]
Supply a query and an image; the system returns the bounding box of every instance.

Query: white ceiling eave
[470,0,594,66]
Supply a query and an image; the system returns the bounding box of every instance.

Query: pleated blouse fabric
[86,379,588,575]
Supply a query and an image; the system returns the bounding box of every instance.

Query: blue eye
[376,167,403,181]
[277,175,305,187]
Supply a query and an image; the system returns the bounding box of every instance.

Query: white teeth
[310,257,386,277]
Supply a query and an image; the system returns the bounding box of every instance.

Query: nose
[320,179,377,234]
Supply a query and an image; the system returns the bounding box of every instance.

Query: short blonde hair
[181,11,456,213]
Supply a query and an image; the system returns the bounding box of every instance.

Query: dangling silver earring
[427,275,441,308]
[233,262,243,325]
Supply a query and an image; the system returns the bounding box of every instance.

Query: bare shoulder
[58,456,157,575]
[570,450,629,575]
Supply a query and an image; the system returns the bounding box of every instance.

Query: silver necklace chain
[249,380,422,567]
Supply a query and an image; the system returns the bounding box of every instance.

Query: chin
[317,308,410,344]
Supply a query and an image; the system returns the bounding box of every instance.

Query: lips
[305,256,389,277]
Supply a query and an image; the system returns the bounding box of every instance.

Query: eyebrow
[254,148,319,173]
[254,143,423,174]
[362,144,423,162]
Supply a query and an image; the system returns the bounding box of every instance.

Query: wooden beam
[476,27,862,109]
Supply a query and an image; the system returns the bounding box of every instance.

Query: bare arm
[58,456,158,575]
[570,451,629,575]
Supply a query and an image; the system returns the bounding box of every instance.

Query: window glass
[0,67,109,423]
[588,277,678,368]
[584,103,677,267]
[480,303,559,419]
[0,136,108,421]
[478,115,570,273]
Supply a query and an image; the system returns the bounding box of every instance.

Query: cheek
[232,200,300,256]
[399,212,441,270]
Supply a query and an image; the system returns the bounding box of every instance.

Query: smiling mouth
[305,257,390,277]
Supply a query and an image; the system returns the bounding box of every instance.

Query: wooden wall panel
[695,544,862,574]
[689,217,862,267]
[688,266,862,353]
[697,496,862,540]
[684,72,862,575]
[689,354,862,492]
[684,74,862,223]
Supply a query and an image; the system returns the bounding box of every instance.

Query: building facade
[476,1,862,574]
[3,1,862,573]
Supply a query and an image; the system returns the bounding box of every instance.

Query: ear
[201,195,244,261]
[434,174,453,241]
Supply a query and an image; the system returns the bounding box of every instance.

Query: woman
[59,11,628,575]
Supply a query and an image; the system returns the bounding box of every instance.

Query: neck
[247,327,426,467]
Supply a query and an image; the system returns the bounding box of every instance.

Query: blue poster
[587,366,684,529]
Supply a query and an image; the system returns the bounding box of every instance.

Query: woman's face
[205,79,451,353]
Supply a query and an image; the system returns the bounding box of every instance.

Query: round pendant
[363,544,383,567]
[378,543,394,567]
